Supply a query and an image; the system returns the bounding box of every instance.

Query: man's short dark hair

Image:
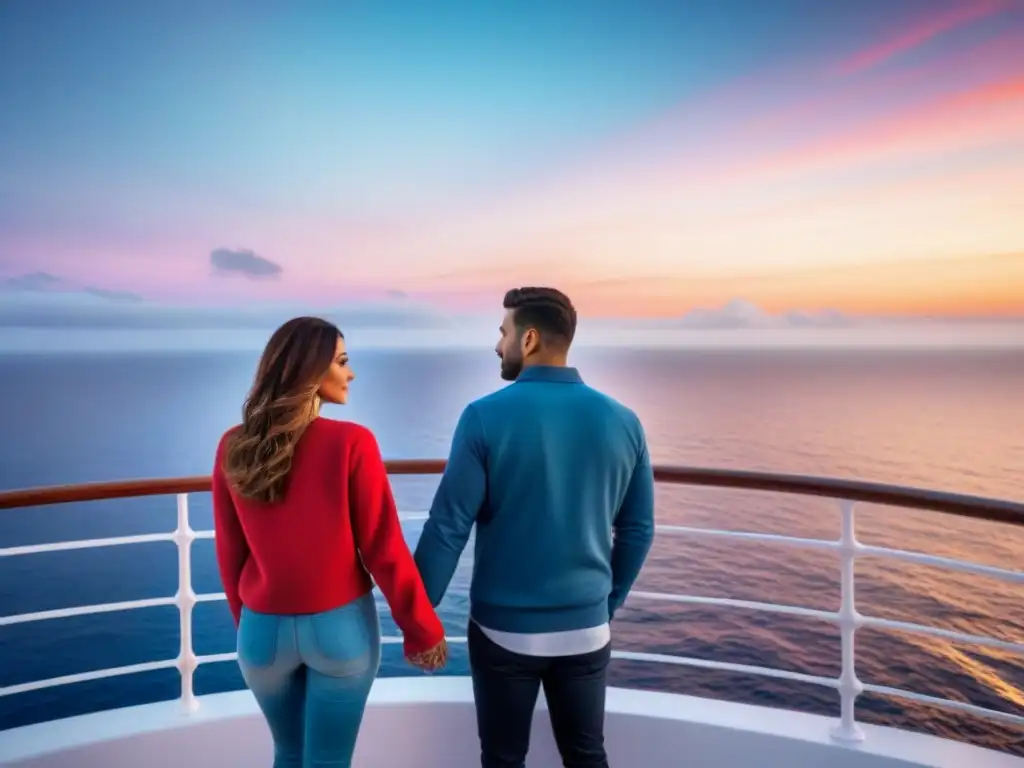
[503,287,577,349]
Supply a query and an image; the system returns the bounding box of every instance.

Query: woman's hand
[406,638,448,672]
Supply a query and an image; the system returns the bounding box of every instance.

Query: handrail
[0,463,1022,749]
[0,459,447,510]
[2,462,1022,524]
[653,466,1024,524]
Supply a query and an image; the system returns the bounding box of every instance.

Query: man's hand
[406,638,448,672]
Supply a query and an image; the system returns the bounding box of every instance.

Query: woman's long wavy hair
[224,317,342,503]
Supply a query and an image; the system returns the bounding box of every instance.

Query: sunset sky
[1,0,1023,323]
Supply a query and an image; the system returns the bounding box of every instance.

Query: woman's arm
[348,427,445,657]
[212,437,248,627]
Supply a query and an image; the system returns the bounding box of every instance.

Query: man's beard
[499,352,523,381]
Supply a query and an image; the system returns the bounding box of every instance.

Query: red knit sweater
[211,418,444,656]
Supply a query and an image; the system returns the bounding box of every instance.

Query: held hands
[406,638,448,672]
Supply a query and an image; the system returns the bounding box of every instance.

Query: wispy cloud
[2,271,144,303]
[835,0,1008,76]
[0,287,453,330]
[559,252,1024,319]
[743,75,1024,184]
[3,271,63,291]
[79,287,144,303]
[210,248,283,278]
[607,299,853,330]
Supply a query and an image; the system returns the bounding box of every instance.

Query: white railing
[0,478,1022,747]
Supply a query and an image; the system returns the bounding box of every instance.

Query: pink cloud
[745,75,1024,182]
[520,23,1024,208]
[746,28,1024,141]
[468,17,1024,235]
[836,0,1008,76]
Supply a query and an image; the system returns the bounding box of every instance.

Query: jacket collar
[516,365,583,384]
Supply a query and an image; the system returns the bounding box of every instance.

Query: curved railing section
[0,463,1022,746]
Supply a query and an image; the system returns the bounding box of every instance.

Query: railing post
[174,493,199,714]
[832,499,864,743]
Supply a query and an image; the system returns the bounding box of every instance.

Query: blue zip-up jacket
[413,365,655,634]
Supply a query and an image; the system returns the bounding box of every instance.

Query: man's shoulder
[583,386,644,433]
[465,385,517,413]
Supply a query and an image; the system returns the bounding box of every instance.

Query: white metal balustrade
[0,477,1022,748]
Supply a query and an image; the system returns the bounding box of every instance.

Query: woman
[212,316,447,767]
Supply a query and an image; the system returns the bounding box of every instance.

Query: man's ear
[521,328,540,356]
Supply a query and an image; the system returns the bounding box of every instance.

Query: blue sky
[2,1,844,213]
[1,0,1022,334]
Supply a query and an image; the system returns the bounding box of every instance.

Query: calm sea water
[0,348,1021,754]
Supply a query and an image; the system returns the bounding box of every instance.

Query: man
[413,286,655,767]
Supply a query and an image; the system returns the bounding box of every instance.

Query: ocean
[0,347,1021,755]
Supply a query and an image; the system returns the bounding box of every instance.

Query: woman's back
[210,316,442,654]
[214,416,442,655]
[214,417,379,618]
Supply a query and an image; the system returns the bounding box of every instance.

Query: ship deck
[0,462,1021,766]
[3,678,1020,767]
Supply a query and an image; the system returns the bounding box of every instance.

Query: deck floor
[1,679,1019,768]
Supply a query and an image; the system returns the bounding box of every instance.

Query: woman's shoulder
[309,417,377,445]
[212,426,242,475]
[216,424,242,452]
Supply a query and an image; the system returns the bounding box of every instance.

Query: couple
[212,287,656,767]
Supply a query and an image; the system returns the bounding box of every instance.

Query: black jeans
[468,621,611,768]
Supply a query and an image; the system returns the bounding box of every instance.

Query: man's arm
[608,425,655,619]
[413,404,487,606]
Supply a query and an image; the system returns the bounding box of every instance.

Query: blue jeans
[237,592,382,768]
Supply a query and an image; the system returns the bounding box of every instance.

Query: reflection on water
[0,348,1021,753]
